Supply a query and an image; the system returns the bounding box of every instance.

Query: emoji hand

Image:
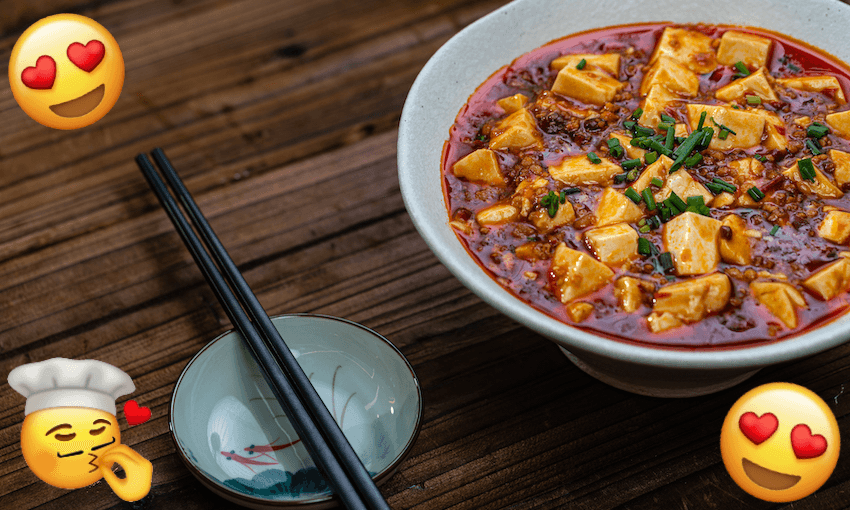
[98,444,152,502]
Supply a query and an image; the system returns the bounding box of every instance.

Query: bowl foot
[559,347,761,398]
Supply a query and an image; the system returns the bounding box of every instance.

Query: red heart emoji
[739,411,778,445]
[791,424,828,459]
[124,399,152,426]
[67,40,105,72]
[21,55,56,89]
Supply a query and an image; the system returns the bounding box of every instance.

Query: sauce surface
[443,23,850,348]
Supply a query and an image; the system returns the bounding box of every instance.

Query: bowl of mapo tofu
[398,0,850,396]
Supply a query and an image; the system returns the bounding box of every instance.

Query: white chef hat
[8,358,135,416]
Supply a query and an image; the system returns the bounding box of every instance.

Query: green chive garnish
[657,121,673,131]
[747,186,765,201]
[625,187,642,204]
[808,122,830,139]
[631,108,643,119]
[660,114,676,124]
[659,252,674,272]
[754,154,767,163]
[806,138,822,155]
[588,152,602,164]
[665,125,676,152]
[718,129,730,140]
[770,225,780,236]
[712,178,737,193]
[668,191,687,213]
[697,111,707,131]
[624,120,637,131]
[637,237,653,256]
[563,187,580,195]
[645,151,659,165]
[705,182,724,194]
[734,61,750,76]
[684,153,703,167]
[798,158,817,181]
[746,95,762,105]
[576,58,587,70]
[607,138,624,158]
[669,129,704,173]
[634,125,655,137]
[622,158,642,170]
[614,173,629,184]
[643,188,656,211]
[651,177,664,188]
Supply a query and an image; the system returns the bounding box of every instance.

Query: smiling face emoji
[9,14,124,130]
[21,407,122,489]
[720,382,840,502]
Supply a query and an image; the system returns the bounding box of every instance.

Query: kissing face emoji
[720,383,840,502]
[20,407,122,489]
[9,14,124,130]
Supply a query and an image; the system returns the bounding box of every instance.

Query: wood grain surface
[1,1,849,509]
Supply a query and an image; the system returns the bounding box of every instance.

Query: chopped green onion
[718,129,730,140]
[659,205,672,222]
[541,191,561,217]
[705,182,724,195]
[646,138,673,156]
[746,95,762,105]
[651,177,664,188]
[634,125,655,137]
[639,224,651,233]
[734,61,750,76]
[638,237,653,256]
[625,187,642,204]
[622,158,642,170]
[631,108,643,119]
[588,152,602,164]
[732,104,741,109]
[711,117,737,135]
[659,252,674,272]
[660,114,676,124]
[559,190,567,203]
[657,121,673,132]
[648,215,661,229]
[754,154,767,163]
[808,122,830,139]
[798,158,816,181]
[643,188,657,211]
[669,129,705,173]
[607,138,624,158]
[687,195,705,208]
[769,225,780,236]
[699,126,714,149]
[630,137,651,149]
[712,178,737,193]
[665,125,676,152]
[697,111,707,131]
[645,151,659,165]
[747,186,765,201]
[576,58,587,70]
[667,191,688,213]
[684,152,703,167]
[563,187,580,195]
[614,173,629,184]
[626,168,640,181]
[806,138,822,156]
[638,218,647,226]
[624,120,637,131]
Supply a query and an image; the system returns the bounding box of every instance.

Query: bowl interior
[170,314,421,505]
[397,0,850,369]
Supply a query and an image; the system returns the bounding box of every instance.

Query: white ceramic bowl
[398,0,850,397]
[170,314,422,509]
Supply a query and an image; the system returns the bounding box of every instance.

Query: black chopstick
[135,151,389,510]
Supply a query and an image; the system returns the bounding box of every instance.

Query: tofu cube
[640,84,681,127]
[640,55,700,97]
[610,132,647,162]
[830,149,850,188]
[719,214,752,265]
[686,104,765,150]
[803,257,850,300]
[776,76,847,105]
[497,93,529,114]
[549,155,623,186]
[783,159,843,199]
[649,27,718,74]
[452,149,505,186]
[827,110,850,138]
[654,169,714,206]
[566,302,595,322]
[614,276,648,313]
[663,211,722,275]
[713,192,736,208]
[476,203,519,225]
[550,243,615,303]
[675,123,689,137]
[727,157,765,182]
[552,67,625,106]
[551,53,620,77]
[511,177,549,217]
[647,311,685,333]
[529,201,576,233]
[595,187,644,227]
[652,273,732,325]
[750,281,807,328]
[819,210,850,244]
[489,108,542,151]
[584,223,639,265]
[716,31,772,68]
[715,68,778,102]
[632,155,674,193]
[746,108,787,151]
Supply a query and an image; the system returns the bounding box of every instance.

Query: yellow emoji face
[720,382,840,502]
[21,407,122,489]
[9,14,124,130]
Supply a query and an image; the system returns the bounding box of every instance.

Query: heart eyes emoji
[21,40,105,89]
[740,411,827,458]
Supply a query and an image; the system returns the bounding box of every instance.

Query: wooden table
[1,1,849,508]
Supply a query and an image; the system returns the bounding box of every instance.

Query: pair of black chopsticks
[135,149,389,510]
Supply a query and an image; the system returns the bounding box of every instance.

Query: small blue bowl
[170,314,422,509]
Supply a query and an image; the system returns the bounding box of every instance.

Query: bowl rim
[397,0,850,370]
[168,313,423,507]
